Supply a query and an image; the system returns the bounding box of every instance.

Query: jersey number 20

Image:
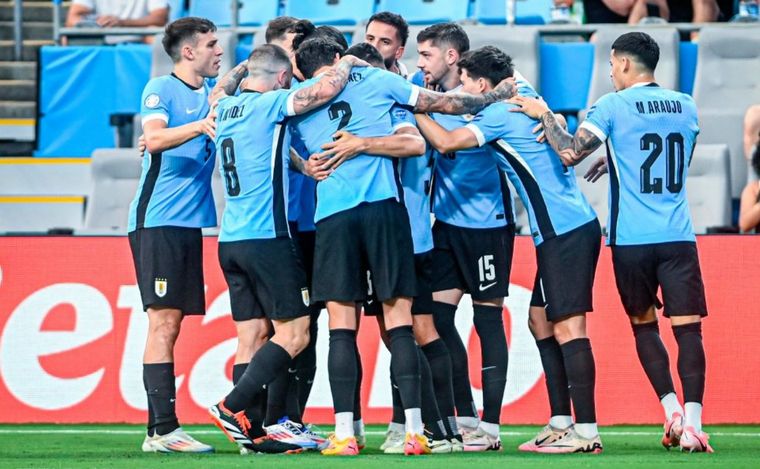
[639,132,685,194]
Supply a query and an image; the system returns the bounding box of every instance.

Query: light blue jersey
[581,83,699,246]
[467,89,597,246]
[214,89,297,241]
[128,74,217,231]
[290,67,421,223]
[391,106,434,254]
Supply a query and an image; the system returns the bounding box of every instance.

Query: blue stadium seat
[188,0,280,27]
[377,0,470,24]
[474,0,552,25]
[168,0,186,21]
[285,0,375,25]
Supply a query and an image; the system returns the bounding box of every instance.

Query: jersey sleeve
[465,102,509,147]
[263,89,298,121]
[390,105,416,132]
[580,92,616,141]
[381,69,422,108]
[140,78,172,126]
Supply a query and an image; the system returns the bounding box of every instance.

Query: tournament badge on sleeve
[154,278,168,298]
[301,288,310,307]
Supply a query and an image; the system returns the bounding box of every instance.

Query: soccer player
[416,45,604,454]
[205,44,368,453]
[415,23,514,451]
[511,31,712,453]
[364,11,410,77]
[289,36,516,456]
[129,17,221,454]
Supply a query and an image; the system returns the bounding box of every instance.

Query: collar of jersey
[630,81,659,89]
[170,72,203,91]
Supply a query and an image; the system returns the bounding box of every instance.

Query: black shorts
[431,221,515,301]
[364,250,435,316]
[290,222,325,313]
[530,220,602,321]
[611,241,708,318]
[128,226,205,315]
[312,198,417,303]
[218,237,310,322]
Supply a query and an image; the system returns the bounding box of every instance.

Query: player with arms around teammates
[512,31,712,453]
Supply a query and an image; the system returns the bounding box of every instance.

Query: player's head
[752,141,760,179]
[162,17,222,77]
[416,22,469,88]
[245,44,293,90]
[610,32,659,91]
[265,16,307,53]
[345,43,385,69]
[457,46,514,94]
[295,37,344,79]
[365,11,408,70]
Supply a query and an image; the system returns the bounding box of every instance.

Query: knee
[148,315,181,346]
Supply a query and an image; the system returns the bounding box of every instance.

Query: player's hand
[584,156,608,183]
[494,76,518,99]
[531,113,566,143]
[509,95,550,119]
[340,54,370,68]
[137,134,146,157]
[96,15,121,27]
[198,110,216,139]
[305,153,332,181]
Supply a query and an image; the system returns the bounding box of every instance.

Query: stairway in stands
[0,0,68,156]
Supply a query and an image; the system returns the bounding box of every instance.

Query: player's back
[291,66,419,223]
[582,84,699,245]
[214,89,294,242]
[128,74,217,231]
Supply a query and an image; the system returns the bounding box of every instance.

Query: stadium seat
[151,30,238,77]
[686,144,732,233]
[692,25,760,198]
[83,149,142,231]
[168,0,186,21]
[474,0,553,25]
[285,0,375,25]
[377,0,470,25]
[188,0,280,26]
[465,25,541,92]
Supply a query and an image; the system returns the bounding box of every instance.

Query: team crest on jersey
[154,278,168,298]
[145,93,160,109]
[301,288,310,307]
[461,114,475,122]
[392,108,408,120]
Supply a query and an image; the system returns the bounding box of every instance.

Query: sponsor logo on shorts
[301,288,310,307]
[478,281,497,292]
[154,278,168,298]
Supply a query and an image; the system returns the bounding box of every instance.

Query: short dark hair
[247,44,292,76]
[162,17,216,62]
[611,32,660,72]
[265,16,299,44]
[416,22,469,54]
[292,23,348,52]
[367,11,409,46]
[457,46,514,87]
[345,43,384,68]
[295,37,344,79]
[289,19,317,51]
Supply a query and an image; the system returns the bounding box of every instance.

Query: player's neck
[313,65,333,78]
[172,63,204,89]
[625,74,656,89]
[242,78,275,94]
[440,69,461,92]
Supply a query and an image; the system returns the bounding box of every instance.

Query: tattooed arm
[508,95,603,166]
[209,60,248,106]
[290,55,369,115]
[413,77,517,115]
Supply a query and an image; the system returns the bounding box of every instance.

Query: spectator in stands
[66,0,168,43]
[744,105,760,171]
[579,0,720,23]
[739,143,760,233]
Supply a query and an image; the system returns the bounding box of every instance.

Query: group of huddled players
[129,9,713,457]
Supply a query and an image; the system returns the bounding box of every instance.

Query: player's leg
[232,317,271,444]
[294,229,321,414]
[656,242,711,453]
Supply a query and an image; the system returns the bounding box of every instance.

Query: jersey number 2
[639,132,685,194]
[328,101,352,131]
[221,137,241,197]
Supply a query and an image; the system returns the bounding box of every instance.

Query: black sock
[560,338,597,424]
[673,322,706,404]
[264,364,291,426]
[419,347,447,440]
[296,318,319,414]
[421,338,456,435]
[143,370,156,435]
[233,362,265,438]
[388,325,421,410]
[432,301,476,417]
[390,369,404,424]
[632,322,675,399]
[354,340,363,420]
[225,342,291,413]
[536,337,572,417]
[285,354,308,425]
[144,363,179,436]
[473,305,508,425]
[328,328,357,414]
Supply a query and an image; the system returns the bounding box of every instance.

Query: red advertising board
[0,236,757,425]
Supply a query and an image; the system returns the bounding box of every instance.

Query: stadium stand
[188,0,280,27]
[83,149,141,231]
[284,0,375,25]
[377,0,470,24]
[465,25,541,92]
[691,25,760,198]
[686,143,733,232]
[474,0,554,25]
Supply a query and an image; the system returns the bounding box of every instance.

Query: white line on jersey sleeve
[141,113,169,127]
[464,123,486,147]
[579,121,607,141]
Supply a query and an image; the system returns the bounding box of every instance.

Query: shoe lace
[233,411,252,435]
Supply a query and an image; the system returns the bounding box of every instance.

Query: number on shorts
[478,255,496,282]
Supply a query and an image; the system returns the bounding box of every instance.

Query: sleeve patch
[144,93,161,109]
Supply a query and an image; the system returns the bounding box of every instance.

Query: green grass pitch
[0,424,757,468]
